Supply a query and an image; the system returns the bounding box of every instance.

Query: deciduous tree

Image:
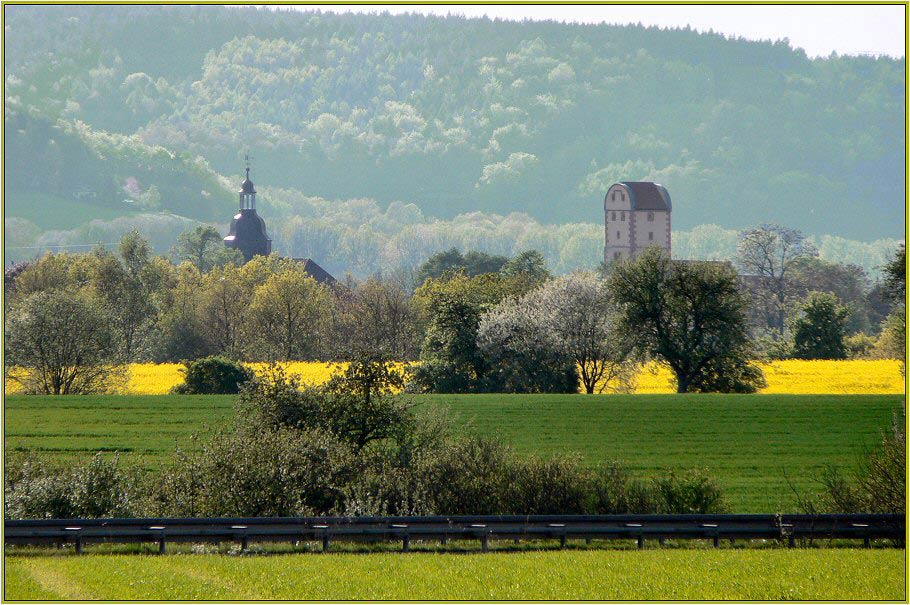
[6,290,121,394]
[736,224,816,335]
[609,248,763,394]
[791,291,850,360]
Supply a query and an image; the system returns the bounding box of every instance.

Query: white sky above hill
[260,4,905,59]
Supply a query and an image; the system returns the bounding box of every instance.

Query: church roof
[293,258,337,285]
[619,181,672,211]
[240,167,256,194]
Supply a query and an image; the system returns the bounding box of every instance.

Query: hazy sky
[284,4,906,58]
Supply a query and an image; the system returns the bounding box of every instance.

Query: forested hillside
[4,5,904,270]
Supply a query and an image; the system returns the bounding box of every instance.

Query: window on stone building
[614,251,620,260]
[649,232,654,241]
[621,212,625,221]
[617,230,621,239]
[612,211,616,221]
[647,212,654,221]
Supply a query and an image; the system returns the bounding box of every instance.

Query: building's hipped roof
[620,181,672,211]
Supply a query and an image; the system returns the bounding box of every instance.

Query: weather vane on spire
[244,152,252,179]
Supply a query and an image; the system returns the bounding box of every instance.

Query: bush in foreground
[5,453,136,519]
[808,410,905,514]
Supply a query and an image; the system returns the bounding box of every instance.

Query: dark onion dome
[239,167,256,194]
[224,208,271,262]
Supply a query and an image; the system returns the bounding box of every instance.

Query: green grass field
[4,393,901,511]
[4,549,904,600]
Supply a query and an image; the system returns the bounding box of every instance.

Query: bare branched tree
[736,224,817,335]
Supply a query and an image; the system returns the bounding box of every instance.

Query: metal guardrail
[5,514,904,554]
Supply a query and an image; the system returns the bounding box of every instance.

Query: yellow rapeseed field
[622,359,904,394]
[118,361,351,395]
[5,360,904,395]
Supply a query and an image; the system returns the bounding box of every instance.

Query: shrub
[590,463,657,514]
[503,455,593,514]
[146,427,357,517]
[846,333,877,359]
[686,354,768,394]
[820,410,905,514]
[238,355,414,451]
[4,455,75,519]
[653,469,727,514]
[171,355,254,394]
[5,453,135,519]
[414,436,511,514]
[340,463,432,517]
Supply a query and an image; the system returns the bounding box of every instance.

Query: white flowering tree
[531,272,635,394]
[478,272,634,394]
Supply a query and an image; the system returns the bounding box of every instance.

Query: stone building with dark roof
[224,162,336,285]
[604,181,672,263]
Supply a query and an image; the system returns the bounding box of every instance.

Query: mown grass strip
[5,549,905,600]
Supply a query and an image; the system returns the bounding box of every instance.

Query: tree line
[5,223,904,395]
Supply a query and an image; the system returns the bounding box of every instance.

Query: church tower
[224,157,272,262]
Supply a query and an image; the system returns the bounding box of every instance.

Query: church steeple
[224,154,271,262]
[239,154,256,210]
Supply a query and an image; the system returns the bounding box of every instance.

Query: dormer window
[612,191,617,201]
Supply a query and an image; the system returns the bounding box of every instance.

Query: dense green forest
[3,5,904,274]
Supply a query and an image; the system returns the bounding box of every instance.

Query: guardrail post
[402,534,410,552]
[322,534,331,553]
[481,532,489,553]
[559,533,567,549]
[713,533,720,548]
[788,536,796,548]
[75,537,83,555]
[158,537,166,555]
[864,537,871,548]
[637,534,644,549]
[658,537,665,547]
